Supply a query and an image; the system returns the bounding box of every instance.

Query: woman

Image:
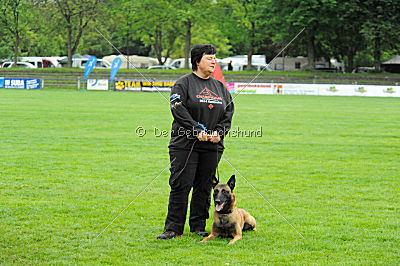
[157,44,234,239]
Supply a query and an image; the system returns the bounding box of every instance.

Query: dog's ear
[211,175,219,188]
[227,175,235,191]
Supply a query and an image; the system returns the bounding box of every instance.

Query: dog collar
[216,210,232,215]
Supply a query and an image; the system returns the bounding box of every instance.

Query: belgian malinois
[200,175,257,245]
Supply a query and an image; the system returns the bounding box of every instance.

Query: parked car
[169,58,192,69]
[1,61,36,68]
[352,67,375,73]
[20,57,62,68]
[58,57,112,69]
[147,65,176,70]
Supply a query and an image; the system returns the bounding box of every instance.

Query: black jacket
[169,73,234,152]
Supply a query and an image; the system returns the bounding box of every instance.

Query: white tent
[382,55,400,73]
[382,55,400,64]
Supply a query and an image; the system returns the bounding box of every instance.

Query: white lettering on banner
[11,80,24,86]
[233,83,400,97]
[2,78,41,89]
[26,79,39,89]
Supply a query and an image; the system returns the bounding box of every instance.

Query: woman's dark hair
[190,44,216,71]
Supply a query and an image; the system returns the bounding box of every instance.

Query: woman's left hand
[208,131,221,143]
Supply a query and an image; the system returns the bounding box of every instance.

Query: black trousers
[164,149,222,235]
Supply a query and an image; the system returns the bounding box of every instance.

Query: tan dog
[201,175,256,245]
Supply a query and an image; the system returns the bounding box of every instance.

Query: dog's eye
[214,189,219,194]
[222,189,228,194]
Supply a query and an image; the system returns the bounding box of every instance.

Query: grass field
[0,89,399,264]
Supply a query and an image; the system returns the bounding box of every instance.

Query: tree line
[1,0,399,72]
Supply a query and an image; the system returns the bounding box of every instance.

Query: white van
[73,58,111,69]
[221,55,267,71]
[20,57,62,68]
[169,58,192,69]
[1,61,36,68]
[58,57,112,69]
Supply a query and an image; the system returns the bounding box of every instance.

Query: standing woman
[157,44,234,239]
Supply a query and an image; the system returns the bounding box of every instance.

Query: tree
[95,0,152,67]
[326,0,366,72]
[130,0,181,64]
[21,1,65,57]
[0,0,30,64]
[169,0,214,68]
[360,0,400,71]
[54,0,104,67]
[237,0,266,70]
[269,0,337,69]
[216,0,270,69]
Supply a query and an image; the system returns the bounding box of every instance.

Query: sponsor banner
[234,83,275,94]
[83,56,97,82]
[234,82,400,97]
[226,82,235,93]
[2,78,41,89]
[0,77,4,88]
[114,79,175,92]
[278,84,320,95]
[318,84,357,96]
[109,79,400,97]
[87,79,109,90]
[110,57,122,85]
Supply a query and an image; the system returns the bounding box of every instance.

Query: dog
[200,175,256,245]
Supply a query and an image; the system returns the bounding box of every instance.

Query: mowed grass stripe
[0,90,399,264]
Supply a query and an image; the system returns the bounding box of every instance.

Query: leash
[175,139,198,179]
[216,142,220,182]
[175,123,221,182]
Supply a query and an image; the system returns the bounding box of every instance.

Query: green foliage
[0,0,33,61]
[0,0,399,70]
[0,30,13,59]
[360,0,400,69]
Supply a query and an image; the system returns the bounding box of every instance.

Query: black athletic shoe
[192,231,209,237]
[156,231,181,240]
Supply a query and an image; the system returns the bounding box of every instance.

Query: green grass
[0,89,399,264]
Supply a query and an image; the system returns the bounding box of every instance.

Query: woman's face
[197,54,216,76]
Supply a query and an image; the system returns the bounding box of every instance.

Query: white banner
[233,83,400,97]
[87,79,109,90]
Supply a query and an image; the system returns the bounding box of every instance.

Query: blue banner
[0,77,4,88]
[83,56,97,82]
[2,78,41,89]
[110,57,122,85]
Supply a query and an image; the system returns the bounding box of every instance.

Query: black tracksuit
[164,73,234,234]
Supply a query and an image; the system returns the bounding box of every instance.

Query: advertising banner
[110,57,122,85]
[87,79,109,90]
[114,79,175,92]
[234,83,275,94]
[83,56,97,82]
[233,82,400,97]
[0,77,4,88]
[226,82,235,93]
[2,78,41,89]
